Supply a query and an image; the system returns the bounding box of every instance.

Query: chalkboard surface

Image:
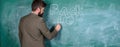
[1,0,120,47]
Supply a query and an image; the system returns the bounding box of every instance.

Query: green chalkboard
[1,0,120,47]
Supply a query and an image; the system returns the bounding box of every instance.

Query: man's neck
[32,11,38,15]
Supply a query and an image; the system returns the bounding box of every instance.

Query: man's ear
[36,7,41,12]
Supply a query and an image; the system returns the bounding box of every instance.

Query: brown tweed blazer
[19,13,57,47]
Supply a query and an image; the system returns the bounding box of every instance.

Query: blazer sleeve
[19,19,23,44]
[19,29,22,43]
[38,18,58,40]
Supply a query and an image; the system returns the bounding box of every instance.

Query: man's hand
[55,24,61,32]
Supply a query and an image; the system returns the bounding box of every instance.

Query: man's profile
[19,0,61,47]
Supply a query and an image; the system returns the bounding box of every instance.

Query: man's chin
[38,14,43,17]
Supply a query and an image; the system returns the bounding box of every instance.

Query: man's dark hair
[41,1,46,7]
[32,0,46,11]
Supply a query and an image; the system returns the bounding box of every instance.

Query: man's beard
[38,12,43,17]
